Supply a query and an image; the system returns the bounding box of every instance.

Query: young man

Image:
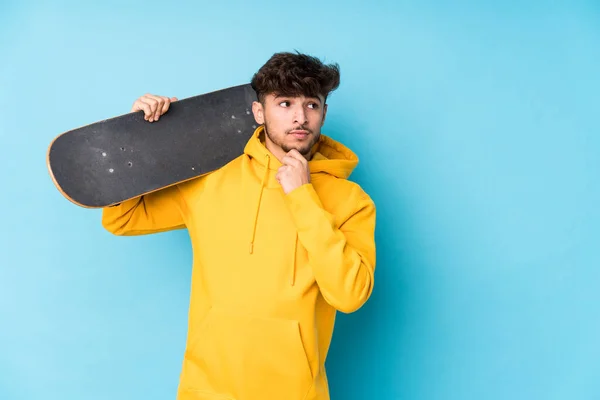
[102,52,377,400]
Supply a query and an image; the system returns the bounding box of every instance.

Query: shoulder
[312,175,375,217]
[176,154,245,195]
[315,174,371,198]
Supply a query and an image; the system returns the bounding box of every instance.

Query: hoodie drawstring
[290,233,298,286]
[247,152,297,286]
[249,154,270,254]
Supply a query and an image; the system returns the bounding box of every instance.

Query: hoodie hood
[243,125,359,181]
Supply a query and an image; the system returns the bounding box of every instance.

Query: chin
[294,146,313,157]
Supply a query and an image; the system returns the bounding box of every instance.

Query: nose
[293,105,307,125]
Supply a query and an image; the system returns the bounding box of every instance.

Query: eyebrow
[274,94,322,103]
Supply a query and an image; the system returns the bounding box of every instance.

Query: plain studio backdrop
[1,1,598,399]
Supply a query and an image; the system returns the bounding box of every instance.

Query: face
[252,92,328,160]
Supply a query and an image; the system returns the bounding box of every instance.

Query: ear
[321,103,328,126]
[252,101,265,125]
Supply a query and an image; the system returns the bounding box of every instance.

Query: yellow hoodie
[102,125,376,400]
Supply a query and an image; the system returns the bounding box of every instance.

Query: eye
[307,103,319,109]
[279,101,290,107]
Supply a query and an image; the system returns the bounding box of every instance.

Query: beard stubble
[264,122,320,158]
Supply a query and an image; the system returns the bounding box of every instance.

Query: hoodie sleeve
[101,184,188,236]
[284,183,376,313]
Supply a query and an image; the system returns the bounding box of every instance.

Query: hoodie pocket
[185,307,314,400]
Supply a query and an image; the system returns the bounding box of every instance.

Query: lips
[289,129,309,139]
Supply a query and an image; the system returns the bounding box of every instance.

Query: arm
[284,183,376,313]
[102,184,188,236]
[102,93,186,236]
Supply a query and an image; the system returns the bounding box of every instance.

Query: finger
[139,97,159,121]
[286,149,304,159]
[160,96,174,115]
[282,156,302,168]
[276,166,289,175]
[145,94,165,121]
[141,96,159,115]
[287,150,308,166]
[132,100,153,120]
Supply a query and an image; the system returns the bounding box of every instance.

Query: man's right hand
[131,94,178,122]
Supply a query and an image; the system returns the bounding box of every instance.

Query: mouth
[289,129,310,139]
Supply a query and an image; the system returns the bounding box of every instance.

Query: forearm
[284,184,376,313]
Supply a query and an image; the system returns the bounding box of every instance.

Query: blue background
[1,1,599,399]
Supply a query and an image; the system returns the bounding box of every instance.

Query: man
[102,51,376,400]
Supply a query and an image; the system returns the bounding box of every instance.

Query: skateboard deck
[47,83,258,208]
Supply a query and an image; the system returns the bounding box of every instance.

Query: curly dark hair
[250,51,340,104]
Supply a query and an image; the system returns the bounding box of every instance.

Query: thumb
[170,97,178,102]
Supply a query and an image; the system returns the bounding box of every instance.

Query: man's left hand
[276,150,311,194]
